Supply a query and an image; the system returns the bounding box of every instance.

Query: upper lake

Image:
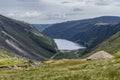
[54,39,86,50]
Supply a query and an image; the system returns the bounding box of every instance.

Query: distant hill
[0,15,57,61]
[43,16,120,52]
[33,24,52,32]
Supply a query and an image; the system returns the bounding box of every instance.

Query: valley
[42,16,120,55]
[0,15,120,80]
[1,0,120,79]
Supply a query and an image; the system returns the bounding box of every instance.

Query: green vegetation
[0,58,28,68]
[1,14,120,80]
[0,56,120,80]
[54,50,85,59]
[0,48,29,68]
[91,31,120,55]
[30,32,57,55]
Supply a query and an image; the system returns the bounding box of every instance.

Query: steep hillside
[0,15,57,61]
[91,29,120,55]
[43,16,120,51]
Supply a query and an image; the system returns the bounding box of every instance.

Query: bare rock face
[87,51,114,60]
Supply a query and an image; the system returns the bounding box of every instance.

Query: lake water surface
[54,39,86,50]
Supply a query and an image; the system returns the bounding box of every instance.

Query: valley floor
[0,58,120,80]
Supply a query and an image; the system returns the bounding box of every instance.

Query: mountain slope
[91,29,120,55]
[0,15,57,61]
[43,16,120,51]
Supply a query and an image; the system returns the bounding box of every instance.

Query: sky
[0,0,120,24]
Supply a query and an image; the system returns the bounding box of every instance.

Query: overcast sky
[0,0,120,24]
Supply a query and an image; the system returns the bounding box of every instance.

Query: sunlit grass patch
[44,59,86,67]
[0,58,28,68]
[0,56,120,80]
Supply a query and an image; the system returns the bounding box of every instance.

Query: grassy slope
[90,30,120,55]
[54,50,85,59]
[0,56,120,80]
[0,48,29,68]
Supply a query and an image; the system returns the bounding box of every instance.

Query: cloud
[61,1,70,4]
[21,11,41,18]
[72,8,83,12]
[7,11,41,18]
[0,0,120,24]
[7,13,15,17]
[94,0,112,6]
[43,13,66,21]
[17,0,41,2]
